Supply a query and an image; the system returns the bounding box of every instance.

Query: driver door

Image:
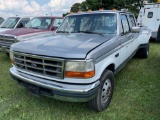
[120,14,134,63]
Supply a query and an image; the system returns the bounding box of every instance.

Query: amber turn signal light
[10,51,15,65]
[11,59,14,64]
[65,70,95,79]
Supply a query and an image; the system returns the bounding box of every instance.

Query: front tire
[88,69,114,112]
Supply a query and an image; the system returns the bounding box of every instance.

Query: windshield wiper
[78,31,104,36]
[56,31,69,33]
[1,27,6,28]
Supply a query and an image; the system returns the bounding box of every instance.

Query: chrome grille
[0,35,16,48]
[13,52,64,79]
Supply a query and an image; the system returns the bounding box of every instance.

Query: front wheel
[88,69,114,112]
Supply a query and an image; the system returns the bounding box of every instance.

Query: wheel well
[106,64,115,73]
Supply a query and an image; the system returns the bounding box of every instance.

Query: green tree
[81,1,90,11]
[70,3,81,12]
[102,0,114,9]
[68,0,158,16]
[149,0,158,2]
[63,12,70,17]
[83,0,100,10]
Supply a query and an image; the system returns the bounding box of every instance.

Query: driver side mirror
[132,26,140,33]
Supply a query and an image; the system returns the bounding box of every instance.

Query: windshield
[0,17,20,28]
[25,17,52,30]
[57,13,117,34]
[0,18,4,25]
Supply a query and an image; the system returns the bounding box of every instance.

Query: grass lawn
[0,42,160,120]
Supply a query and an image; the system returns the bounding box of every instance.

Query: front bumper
[0,46,10,53]
[10,67,100,102]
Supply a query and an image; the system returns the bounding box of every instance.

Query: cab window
[17,18,30,28]
[148,12,153,18]
[129,15,136,27]
[25,17,52,30]
[121,14,130,34]
[53,19,63,26]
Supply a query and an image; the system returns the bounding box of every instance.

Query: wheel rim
[147,48,149,56]
[101,79,112,103]
[147,45,149,56]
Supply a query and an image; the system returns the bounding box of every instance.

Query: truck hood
[17,31,54,41]
[1,28,48,36]
[11,33,116,59]
[0,28,11,32]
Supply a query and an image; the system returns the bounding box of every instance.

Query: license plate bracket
[26,85,40,97]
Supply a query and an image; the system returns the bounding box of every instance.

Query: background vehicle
[0,17,4,25]
[0,16,31,32]
[9,10,150,112]
[0,16,63,54]
[137,1,160,41]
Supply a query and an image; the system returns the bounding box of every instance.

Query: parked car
[0,16,31,32]
[0,17,4,25]
[9,10,151,112]
[137,1,160,41]
[0,16,63,53]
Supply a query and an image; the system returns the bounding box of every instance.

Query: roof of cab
[67,10,133,16]
[33,16,63,18]
[6,16,63,19]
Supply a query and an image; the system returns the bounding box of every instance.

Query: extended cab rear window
[121,14,130,34]
[129,15,136,27]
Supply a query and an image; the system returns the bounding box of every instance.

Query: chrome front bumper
[0,46,10,53]
[10,67,100,102]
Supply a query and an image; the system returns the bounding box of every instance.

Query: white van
[137,2,160,41]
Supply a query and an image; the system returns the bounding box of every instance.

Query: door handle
[130,36,133,39]
[115,53,119,58]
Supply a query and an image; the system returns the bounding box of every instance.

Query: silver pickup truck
[9,10,151,112]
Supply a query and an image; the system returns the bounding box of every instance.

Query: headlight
[65,59,95,79]
[10,50,14,65]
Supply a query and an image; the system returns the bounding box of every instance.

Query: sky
[0,0,85,18]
